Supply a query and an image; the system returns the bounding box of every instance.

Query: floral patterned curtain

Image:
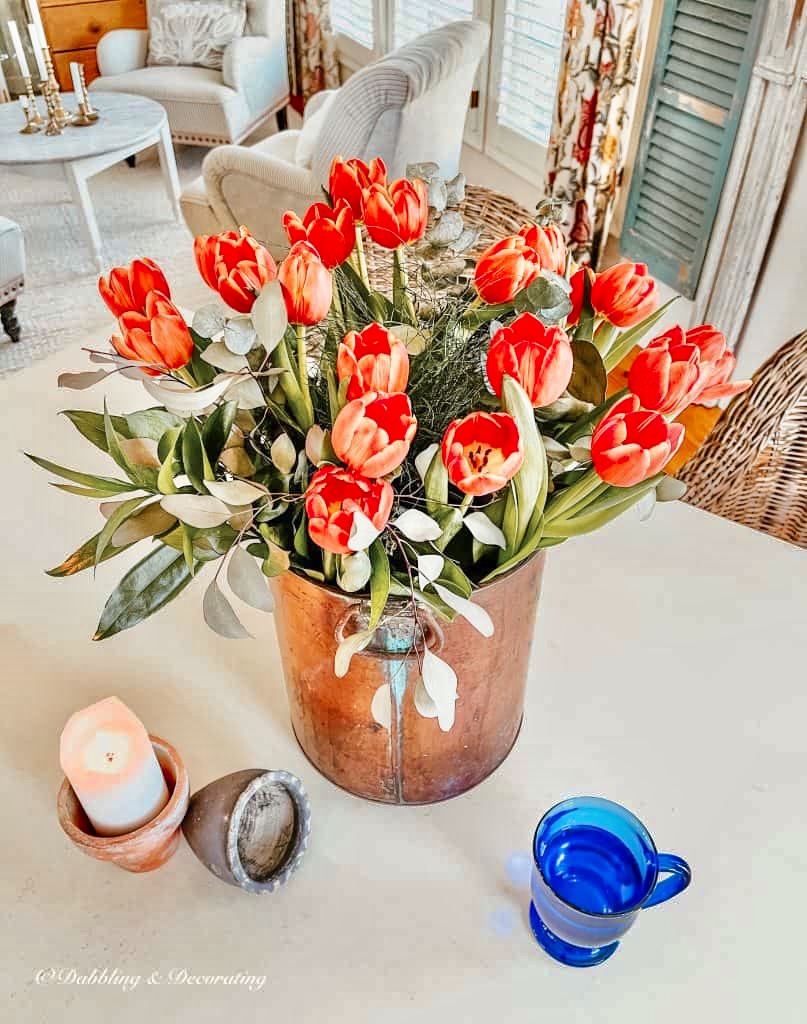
[545,0,646,268]
[287,0,340,103]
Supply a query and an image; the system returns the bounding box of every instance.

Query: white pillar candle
[25,0,46,52]
[69,60,83,97]
[60,697,170,837]
[7,21,30,79]
[27,23,46,81]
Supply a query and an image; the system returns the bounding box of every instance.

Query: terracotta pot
[270,552,546,804]
[57,735,189,872]
[182,769,311,894]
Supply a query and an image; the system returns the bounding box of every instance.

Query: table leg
[64,162,103,273]
[156,119,182,222]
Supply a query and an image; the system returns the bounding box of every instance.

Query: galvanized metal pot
[270,552,546,804]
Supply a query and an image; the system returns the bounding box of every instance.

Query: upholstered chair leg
[275,107,288,132]
[1,298,21,342]
[125,155,137,168]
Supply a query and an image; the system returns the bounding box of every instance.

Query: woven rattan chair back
[679,329,807,547]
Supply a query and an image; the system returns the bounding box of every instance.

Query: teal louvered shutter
[621,0,766,298]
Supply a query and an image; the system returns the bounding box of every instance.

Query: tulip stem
[174,366,197,388]
[296,323,311,405]
[543,468,603,524]
[322,551,336,582]
[354,227,369,287]
[393,247,417,326]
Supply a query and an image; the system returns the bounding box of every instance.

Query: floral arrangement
[29,156,750,732]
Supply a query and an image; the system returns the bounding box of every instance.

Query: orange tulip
[282,200,356,269]
[628,324,751,417]
[336,322,410,401]
[591,395,685,487]
[277,241,333,325]
[98,258,170,318]
[328,156,388,220]
[441,411,524,497]
[486,313,574,408]
[363,178,429,249]
[474,236,541,304]
[518,222,567,275]
[590,261,659,328]
[113,293,194,376]
[194,226,277,314]
[331,390,417,478]
[305,466,394,555]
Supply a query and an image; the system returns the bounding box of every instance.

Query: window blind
[621,0,765,297]
[393,1,475,49]
[494,0,566,147]
[331,0,374,51]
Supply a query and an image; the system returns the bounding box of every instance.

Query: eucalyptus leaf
[182,419,214,493]
[117,437,161,469]
[432,582,494,637]
[94,545,195,640]
[104,402,159,490]
[57,369,110,390]
[203,578,252,639]
[124,408,184,442]
[95,496,147,567]
[192,303,226,339]
[260,535,291,578]
[202,400,238,464]
[657,476,687,502]
[111,503,177,547]
[348,509,383,552]
[227,545,274,611]
[337,551,372,593]
[420,648,458,732]
[414,443,439,484]
[463,511,506,549]
[142,372,248,416]
[206,478,267,506]
[224,316,258,356]
[334,628,373,678]
[201,341,249,372]
[392,509,442,542]
[417,553,444,590]
[251,279,288,354]
[160,494,232,529]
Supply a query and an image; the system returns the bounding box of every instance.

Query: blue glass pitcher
[530,796,692,967]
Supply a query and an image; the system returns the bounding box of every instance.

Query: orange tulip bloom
[277,241,333,325]
[282,200,356,269]
[328,156,388,220]
[98,258,171,318]
[363,178,429,249]
[332,390,417,478]
[590,261,659,328]
[113,293,194,375]
[518,222,567,275]
[194,226,277,314]
[567,266,595,327]
[591,395,685,487]
[441,411,524,497]
[486,312,574,408]
[474,236,541,305]
[336,322,410,401]
[305,466,394,555]
[628,324,752,418]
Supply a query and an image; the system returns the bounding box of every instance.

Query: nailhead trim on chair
[170,105,287,148]
[0,275,24,303]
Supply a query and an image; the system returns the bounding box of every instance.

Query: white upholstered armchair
[89,0,289,146]
[180,19,490,256]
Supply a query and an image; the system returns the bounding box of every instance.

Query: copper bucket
[270,552,546,804]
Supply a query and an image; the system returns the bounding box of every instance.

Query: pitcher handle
[644,853,692,909]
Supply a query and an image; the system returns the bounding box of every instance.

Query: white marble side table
[0,92,181,271]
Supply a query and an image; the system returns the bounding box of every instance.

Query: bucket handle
[334,603,444,657]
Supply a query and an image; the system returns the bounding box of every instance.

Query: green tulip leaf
[368,539,391,629]
[499,375,547,559]
[182,419,215,493]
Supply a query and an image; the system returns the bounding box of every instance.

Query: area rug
[1,145,216,376]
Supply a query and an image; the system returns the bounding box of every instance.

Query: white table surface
[0,93,167,164]
[2,344,806,1023]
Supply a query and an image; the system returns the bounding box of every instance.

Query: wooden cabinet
[41,0,147,91]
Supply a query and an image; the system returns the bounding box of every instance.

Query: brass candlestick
[19,76,44,133]
[41,46,70,126]
[43,85,63,136]
[78,65,99,122]
[70,100,93,127]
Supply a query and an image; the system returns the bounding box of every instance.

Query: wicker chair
[365,184,533,293]
[678,330,807,548]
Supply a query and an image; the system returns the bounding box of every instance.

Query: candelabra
[41,46,70,127]
[19,75,44,133]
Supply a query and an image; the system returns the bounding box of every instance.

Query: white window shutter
[393,1,476,49]
[331,0,375,55]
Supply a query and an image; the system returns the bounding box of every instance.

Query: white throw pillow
[295,91,338,169]
[147,0,246,71]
